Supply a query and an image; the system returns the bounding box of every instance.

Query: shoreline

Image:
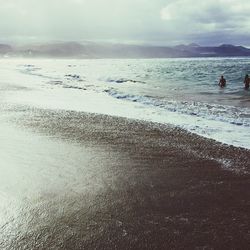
[1,105,250,249]
[12,106,250,173]
[1,57,250,150]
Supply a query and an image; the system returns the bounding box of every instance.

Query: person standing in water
[219,75,226,87]
[244,74,250,90]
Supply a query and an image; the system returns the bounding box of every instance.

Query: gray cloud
[0,0,250,46]
[160,0,250,45]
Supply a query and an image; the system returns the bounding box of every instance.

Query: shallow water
[1,57,250,148]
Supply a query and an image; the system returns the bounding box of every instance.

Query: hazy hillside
[1,42,250,58]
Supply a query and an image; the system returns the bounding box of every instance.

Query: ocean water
[1,58,250,149]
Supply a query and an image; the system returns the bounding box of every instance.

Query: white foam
[1,58,250,149]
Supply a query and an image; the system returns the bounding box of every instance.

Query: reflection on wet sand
[0,107,250,249]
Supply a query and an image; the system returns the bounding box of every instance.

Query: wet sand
[0,105,250,249]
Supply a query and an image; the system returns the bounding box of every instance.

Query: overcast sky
[1,0,250,46]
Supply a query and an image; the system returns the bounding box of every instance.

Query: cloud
[160,0,250,35]
[0,0,250,45]
[0,0,166,43]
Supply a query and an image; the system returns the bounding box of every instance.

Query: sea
[1,57,250,149]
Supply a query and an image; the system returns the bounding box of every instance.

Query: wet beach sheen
[0,105,250,249]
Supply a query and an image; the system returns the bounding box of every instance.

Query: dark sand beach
[0,105,250,249]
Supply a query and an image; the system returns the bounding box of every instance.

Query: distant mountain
[179,44,250,56]
[1,42,250,58]
[0,44,12,54]
[188,43,200,47]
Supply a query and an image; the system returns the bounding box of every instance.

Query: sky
[1,0,250,46]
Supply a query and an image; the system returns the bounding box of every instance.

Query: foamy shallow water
[1,58,250,149]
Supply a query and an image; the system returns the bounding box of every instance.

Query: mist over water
[1,57,250,148]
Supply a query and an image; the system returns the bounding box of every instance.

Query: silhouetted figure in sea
[219,75,226,88]
[244,74,250,90]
